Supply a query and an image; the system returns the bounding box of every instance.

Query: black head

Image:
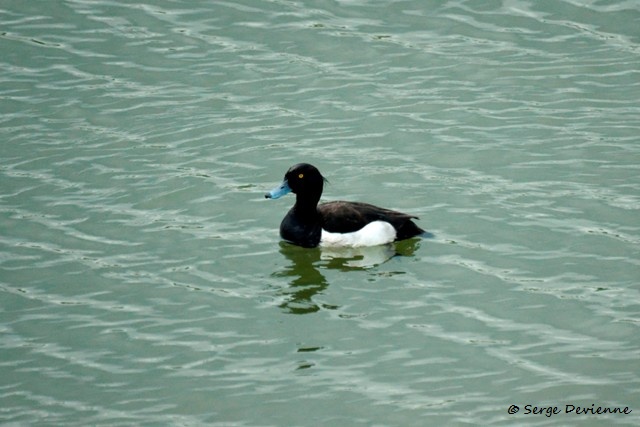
[283,163,325,196]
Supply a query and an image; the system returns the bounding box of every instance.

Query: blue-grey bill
[265,180,291,199]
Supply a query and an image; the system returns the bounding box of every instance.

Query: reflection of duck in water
[272,243,328,315]
[320,244,399,269]
[266,163,425,248]
[273,239,422,314]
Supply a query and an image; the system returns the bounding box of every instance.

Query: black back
[318,201,424,240]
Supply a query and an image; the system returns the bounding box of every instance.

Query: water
[1,0,639,425]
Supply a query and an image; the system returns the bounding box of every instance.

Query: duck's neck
[293,193,321,217]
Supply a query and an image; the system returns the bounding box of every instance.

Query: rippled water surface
[2,0,639,425]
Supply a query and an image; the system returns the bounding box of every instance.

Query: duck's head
[265,163,326,200]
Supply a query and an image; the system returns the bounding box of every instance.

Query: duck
[265,163,425,248]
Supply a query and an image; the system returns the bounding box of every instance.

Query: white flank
[320,220,397,247]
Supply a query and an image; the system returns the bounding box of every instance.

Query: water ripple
[1,0,639,425]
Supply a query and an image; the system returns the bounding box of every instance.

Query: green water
[1,0,639,425]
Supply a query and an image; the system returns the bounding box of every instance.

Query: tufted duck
[265,163,425,248]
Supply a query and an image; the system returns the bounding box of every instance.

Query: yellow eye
[298,173,304,179]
